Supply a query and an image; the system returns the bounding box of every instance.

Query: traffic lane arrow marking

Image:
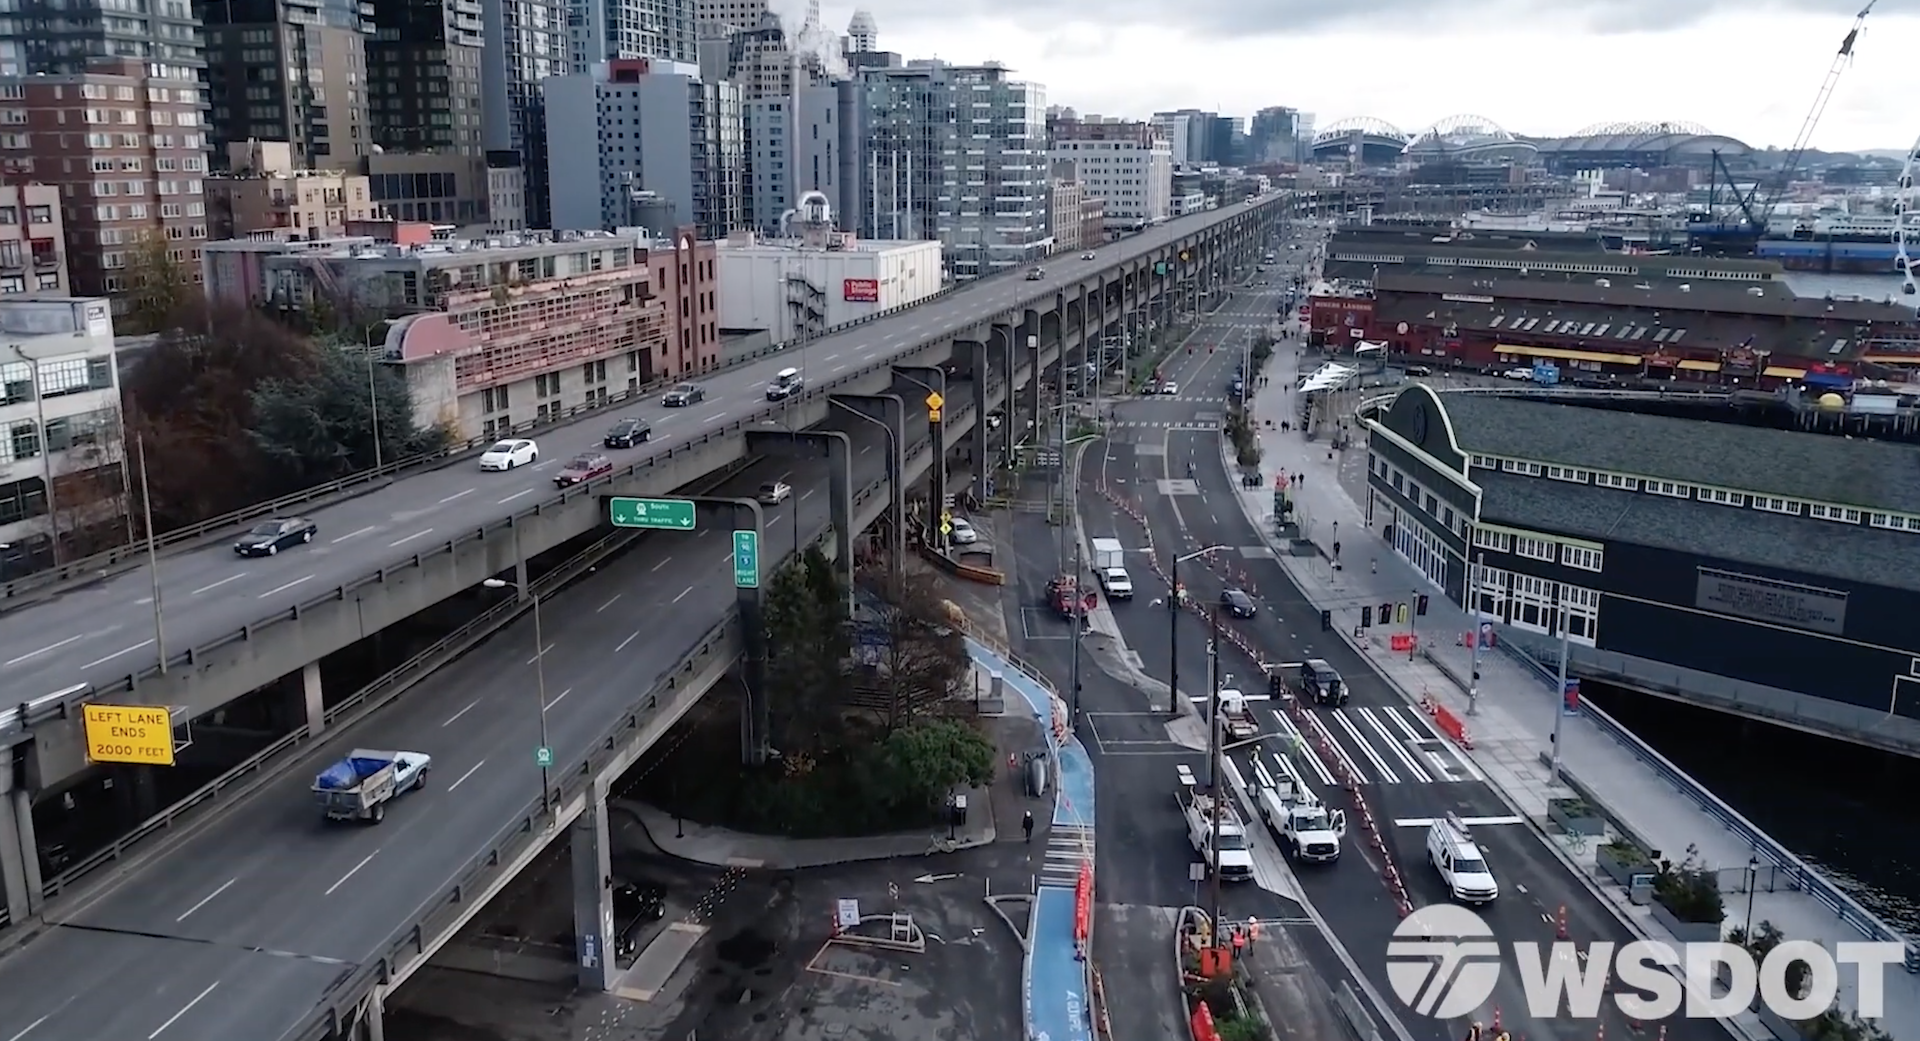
[913,873,961,883]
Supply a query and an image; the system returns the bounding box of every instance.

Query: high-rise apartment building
[203,0,372,170]
[480,0,567,226]
[1153,109,1238,167]
[568,0,697,74]
[207,141,381,238]
[0,0,202,81]
[1051,114,1171,235]
[0,61,209,309]
[368,0,487,157]
[857,60,1047,281]
[694,0,767,36]
[706,14,842,238]
[1247,107,1302,166]
[543,58,744,239]
[0,185,70,296]
[845,10,876,53]
[1047,169,1084,253]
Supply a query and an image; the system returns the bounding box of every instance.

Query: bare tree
[854,566,969,734]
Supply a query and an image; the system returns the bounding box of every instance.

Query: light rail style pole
[1165,544,1228,715]
[483,572,554,815]
[1548,584,1573,787]
[1466,550,1485,716]
[829,397,902,596]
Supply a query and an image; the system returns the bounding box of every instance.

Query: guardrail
[0,286,971,608]
[1495,641,1918,968]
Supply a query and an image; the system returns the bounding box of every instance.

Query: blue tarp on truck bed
[315,756,390,790]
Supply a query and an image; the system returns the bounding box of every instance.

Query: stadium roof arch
[1529,120,1753,169]
[1403,114,1540,164]
[1310,116,1410,164]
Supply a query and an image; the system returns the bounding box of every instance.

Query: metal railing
[1496,640,1918,969]
[0,287,969,608]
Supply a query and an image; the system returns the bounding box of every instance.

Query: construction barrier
[914,544,1006,585]
[1431,704,1474,750]
[1389,633,1417,653]
[1074,861,1093,951]
[1191,999,1220,1041]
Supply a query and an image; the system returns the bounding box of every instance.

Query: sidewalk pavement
[615,787,994,871]
[1220,360,1918,1030]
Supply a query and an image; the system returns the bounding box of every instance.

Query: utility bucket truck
[1175,764,1254,882]
[1216,686,1262,741]
[1250,756,1345,863]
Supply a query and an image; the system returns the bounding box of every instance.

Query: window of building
[1808,504,1862,525]
[1753,496,1802,516]
[1469,453,1497,469]
[1473,563,1510,623]
[1510,574,1552,634]
[1699,487,1746,507]
[1562,544,1603,572]
[1647,479,1691,498]
[1562,585,1600,646]
[1868,512,1920,533]
[1501,459,1544,477]
[1595,473,1639,491]
[534,372,560,398]
[481,385,509,413]
[1514,535,1556,562]
[1472,527,1513,554]
[1545,465,1589,484]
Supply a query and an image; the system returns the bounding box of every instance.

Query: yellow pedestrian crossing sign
[940,509,953,535]
[926,391,944,423]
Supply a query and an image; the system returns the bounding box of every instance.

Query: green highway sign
[535,746,553,767]
[733,530,760,589]
[609,496,696,530]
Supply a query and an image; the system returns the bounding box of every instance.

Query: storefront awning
[1496,344,1642,366]
[1761,366,1807,379]
[1676,360,1721,372]
[1861,355,1920,366]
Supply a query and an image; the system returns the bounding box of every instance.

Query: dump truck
[313,749,432,824]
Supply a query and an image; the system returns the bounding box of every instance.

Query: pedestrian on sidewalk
[1022,810,1034,842]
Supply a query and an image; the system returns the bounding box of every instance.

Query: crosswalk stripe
[1263,704,1469,789]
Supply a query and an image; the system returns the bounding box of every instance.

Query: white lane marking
[531,460,554,470]
[702,412,725,423]
[1298,709,1368,785]
[1331,710,1398,783]
[1358,707,1431,782]
[498,489,534,504]
[5,634,85,666]
[823,352,841,361]
[388,528,434,547]
[147,981,219,1039]
[778,469,792,481]
[526,643,554,665]
[449,760,486,791]
[325,852,378,896]
[442,699,481,727]
[332,525,377,544]
[651,557,670,571]
[545,687,573,709]
[718,550,734,563]
[673,585,693,603]
[439,489,475,504]
[175,877,237,922]
[5,1013,50,1041]
[1393,815,1524,828]
[597,593,622,613]
[860,444,871,454]
[191,573,248,596]
[81,639,154,670]
[801,488,816,499]
[257,575,314,599]
[615,630,641,653]
[1269,711,1334,785]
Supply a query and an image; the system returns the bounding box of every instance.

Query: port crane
[1692,1,1874,254]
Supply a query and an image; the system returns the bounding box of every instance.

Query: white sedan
[1160,381,1180,396]
[479,438,539,470]
[949,517,979,545]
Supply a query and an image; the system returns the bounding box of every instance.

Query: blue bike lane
[966,638,1095,1041]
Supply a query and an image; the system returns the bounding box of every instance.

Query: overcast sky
[809,2,1918,153]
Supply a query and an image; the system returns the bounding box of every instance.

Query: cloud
[839,0,1867,38]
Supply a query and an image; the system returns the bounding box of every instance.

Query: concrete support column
[992,324,1016,472]
[964,340,989,501]
[742,429,855,604]
[9,780,41,919]
[1022,309,1042,445]
[832,393,905,578]
[891,365,947,549]
[302,660,325,737]
[571,791,617,992]
[0,768,28,926]
[731,499,770,766]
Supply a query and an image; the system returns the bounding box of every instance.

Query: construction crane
[1692,1,1874,254]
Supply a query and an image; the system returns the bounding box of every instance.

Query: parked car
[554,452,613,486]
[757,480,793,504]
[1221,588,1257,618]
[612,880,668,959]
[234,517,318,557]
[479,438,539,470]
[661,383,705,407]
[603,417,652,448]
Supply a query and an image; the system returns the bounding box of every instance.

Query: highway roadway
[0,412,899,1041]
[0,194,1282,698]
[1076,278,1733,1041]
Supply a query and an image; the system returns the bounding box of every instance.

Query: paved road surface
[1076,287,1734,1041]
[0,195,1281,696]
[0,415,902,1041]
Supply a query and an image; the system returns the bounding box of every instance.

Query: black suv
[1221,588,1257,618]
[603,418,652,449]
[1299,658,1347,706]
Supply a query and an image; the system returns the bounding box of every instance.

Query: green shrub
[1652,844,1725,925]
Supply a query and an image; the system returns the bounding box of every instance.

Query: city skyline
[818,2,1920,154]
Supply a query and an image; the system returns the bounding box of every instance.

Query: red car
[554,452,613,486]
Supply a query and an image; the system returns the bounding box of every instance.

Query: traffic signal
[1416,594,1430,617]
[1361,605,1374,628]
[1319,609,1332,631]
[1380,602,1393,625]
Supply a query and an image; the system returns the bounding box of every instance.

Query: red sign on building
[843,278,880,302]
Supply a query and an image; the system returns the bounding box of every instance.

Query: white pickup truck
[1176,764,1255,882]
[1251,757,1345,863]
[1217,688,1261,741]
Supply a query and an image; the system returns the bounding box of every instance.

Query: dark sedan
[554,452,614,486]
[1221,588,1257,618]
[234,517,318,557]
[603,417,652,449]
[661,383,705,407]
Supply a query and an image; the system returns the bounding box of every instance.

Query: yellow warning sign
[81,704,176,766]
[925,391,944,423]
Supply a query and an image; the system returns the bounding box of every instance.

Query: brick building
[0,184,68,296]
[643,226,722,376]
[0,60,210,310]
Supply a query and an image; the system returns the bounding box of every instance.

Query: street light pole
[1549,586,1572,787]
[1166,544,1228,715]
[1205,603,1225,946]
[363,326,385,471]
[137,435,166,673]
[1467,550,1484,716]
[483,575,553,815]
